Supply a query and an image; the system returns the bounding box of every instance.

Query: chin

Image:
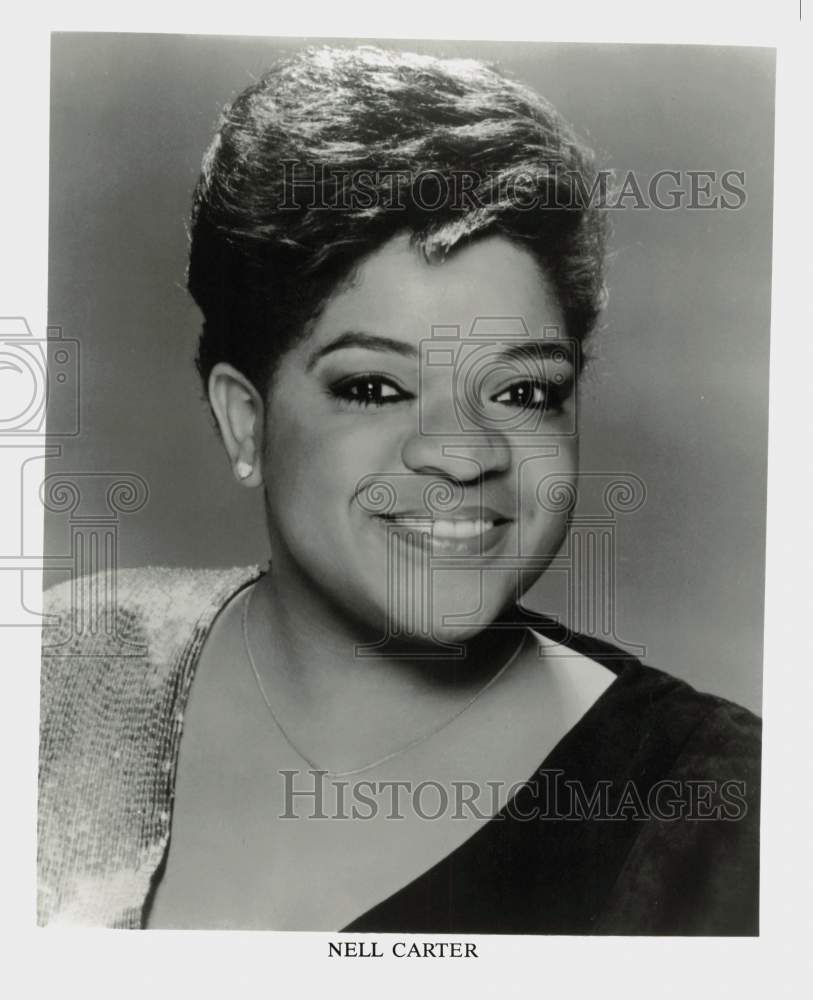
[354,565,523,651]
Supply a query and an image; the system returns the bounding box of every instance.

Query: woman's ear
[207,363,265,487]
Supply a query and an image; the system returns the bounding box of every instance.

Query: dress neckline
[340,617,644,933]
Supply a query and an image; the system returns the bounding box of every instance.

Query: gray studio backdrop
[44,34,774,713]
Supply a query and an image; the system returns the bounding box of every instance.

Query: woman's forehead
[306,232,566,351]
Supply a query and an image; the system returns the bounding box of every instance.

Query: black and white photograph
[34,31,772,934]
[1,3,810,995]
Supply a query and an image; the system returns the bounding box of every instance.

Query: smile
[372,508,512,555]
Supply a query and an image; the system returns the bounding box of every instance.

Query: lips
[425,518,498,539]
[372,506,513,556]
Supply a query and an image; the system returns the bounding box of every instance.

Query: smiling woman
[38,43,761,933]
[219,231,578,644]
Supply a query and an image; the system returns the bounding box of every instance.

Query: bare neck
[243,565,526,773]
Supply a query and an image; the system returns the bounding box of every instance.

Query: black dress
[344,607,761,936]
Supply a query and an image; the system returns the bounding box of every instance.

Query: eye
[329,374,413,408]
[492,380,549,411]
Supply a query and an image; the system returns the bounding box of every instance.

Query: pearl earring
[236,460,253,480]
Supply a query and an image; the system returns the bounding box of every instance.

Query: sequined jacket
[38,565,263,926]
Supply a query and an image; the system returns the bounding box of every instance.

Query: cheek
[264,437,345,533]
[261,402,398,526]
[515,437,578,513]
[512,438,577,553]
[262,399,329,526]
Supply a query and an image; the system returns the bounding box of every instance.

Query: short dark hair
[188,45,609,406]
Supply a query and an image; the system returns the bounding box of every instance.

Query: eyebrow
[305,331,575,371]
[498,341,574,363]
[306,332,417,370]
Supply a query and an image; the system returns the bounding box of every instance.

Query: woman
[38,45,760,933]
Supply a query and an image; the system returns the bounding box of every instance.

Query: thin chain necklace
[241,581,528,779]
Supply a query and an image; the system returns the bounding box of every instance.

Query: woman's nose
[400,410,512,481]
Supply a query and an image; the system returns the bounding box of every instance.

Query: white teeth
[431,519,495,539]
[378,516,502,540]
